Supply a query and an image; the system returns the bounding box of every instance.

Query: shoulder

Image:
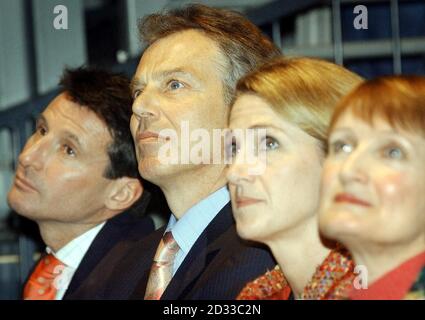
[237,265,292,300]
[405,267,425,300]
[104,211,155,241]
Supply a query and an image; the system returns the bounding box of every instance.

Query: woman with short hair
[319,75,425,300]
[226,57,363,299]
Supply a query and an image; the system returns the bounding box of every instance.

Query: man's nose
[18,137,48,171]
[132,87,161,121]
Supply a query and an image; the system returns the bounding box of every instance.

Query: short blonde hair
[330,75,425,137]
[235,57,364,151]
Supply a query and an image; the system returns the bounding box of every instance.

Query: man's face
[7,93,114,225]
[130,29,229,184]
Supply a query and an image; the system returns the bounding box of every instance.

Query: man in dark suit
[67,5,281,300]
[7,67,154,300]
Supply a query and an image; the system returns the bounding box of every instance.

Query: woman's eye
[63,145,76,157]
[264,136,279,151]
[383,146,404,160]
[331,140,353,154]
[231,141,240,157]
[168,80,184,91]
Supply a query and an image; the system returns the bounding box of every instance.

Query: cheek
[45,166,104,198]
[228,183,237,202]
[166,107,187,132]
[266,157,321,212]
[320,162,340,201]
[372,171,425,242]
[130,117,138,136]
[375,172,406,205]
[374,172,422,222]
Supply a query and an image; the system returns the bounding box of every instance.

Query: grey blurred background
[0,0,424,299]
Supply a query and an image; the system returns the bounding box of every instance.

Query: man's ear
[105,177,143,212]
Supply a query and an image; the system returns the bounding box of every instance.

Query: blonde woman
[226,57,363,299]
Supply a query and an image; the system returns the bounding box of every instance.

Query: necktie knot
[23,254,66,300]
[155,232,179,263]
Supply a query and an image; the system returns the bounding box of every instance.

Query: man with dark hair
[7,67,154,300]
[69,5,280,300]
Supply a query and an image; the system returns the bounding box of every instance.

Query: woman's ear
[105,177,143,212]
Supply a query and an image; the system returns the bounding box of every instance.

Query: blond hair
[235,57,364,151]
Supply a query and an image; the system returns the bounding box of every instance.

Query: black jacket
[67,203,276,300]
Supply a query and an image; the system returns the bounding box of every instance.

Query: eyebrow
[131,68,199,92]
[156,68,197,81]
[130,77,143,94]
[36,114,47,126]
[63,131,83,149]
[330,127,352,133]
[249,124,287,134]
[36,114,83,149]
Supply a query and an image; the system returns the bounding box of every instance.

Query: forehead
[332,111,398,134]
[43,93,111,148]
[230,93,320,146]
[332,110,425,147]
[135,29,224,80]
[230,94,281,129]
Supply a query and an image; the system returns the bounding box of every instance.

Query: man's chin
[139,159,171,180]
[7,190,38,219]
[138,157,193,185]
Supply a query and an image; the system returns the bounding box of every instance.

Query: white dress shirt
[45,222,106,300]
[165,186,230,276]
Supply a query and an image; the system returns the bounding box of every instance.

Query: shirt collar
[350,250,425,300]
[46,222,106,270]
[166,186,230,256]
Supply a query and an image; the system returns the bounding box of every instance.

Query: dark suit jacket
[66,203,276,300]
[62,211,155,298]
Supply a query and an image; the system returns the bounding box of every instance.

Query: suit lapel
[64,217,123,296]
[64,192,153,299]
[126,227,165,299]
[161,203,234,300]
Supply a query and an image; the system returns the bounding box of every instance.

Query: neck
[266,216,330,298]
[38,220,100,252]
[345,234,425,284]
[159,165,228,218]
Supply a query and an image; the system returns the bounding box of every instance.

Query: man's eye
[231,141,239,157]
[133,89,142,99]
[168,80,184,91]
[36,126,47,136]
[225,138,240,159]
[63,145,76,157]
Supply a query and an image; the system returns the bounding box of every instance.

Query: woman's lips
[334,193,371,207]
[236,197,264,208]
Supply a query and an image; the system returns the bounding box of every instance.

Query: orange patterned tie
[144,232,180,300]
[23,254,66,300]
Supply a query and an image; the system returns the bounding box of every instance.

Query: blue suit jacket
[67,203,276,299]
